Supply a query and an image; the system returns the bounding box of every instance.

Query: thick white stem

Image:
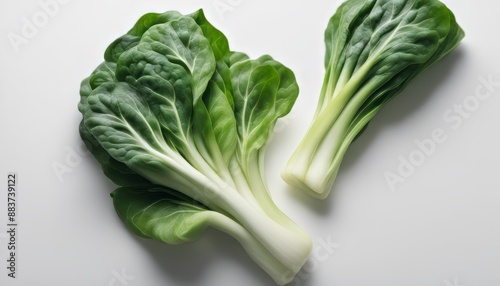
[282,60,377,198]
[207,212,297,285]
[140,161,311,279]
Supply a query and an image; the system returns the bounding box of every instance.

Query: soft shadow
[285,184,333,216]
[289,46,467,210]
[132,228,274,286]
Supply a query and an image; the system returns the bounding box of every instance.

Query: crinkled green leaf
[188,10,237,167]
[189,9,230,62]
[112,187,213,243]
[137,17,216,101]
[79,120,152,187]
[200,81,237,165]
[253,55,299,118]
[104,11,183,63]
[83,82,168,166]
[231,61,280,161]
[229,51,250,67]
[115,16,216,152]
[231,57,298,163]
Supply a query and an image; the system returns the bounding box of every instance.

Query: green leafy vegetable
[282,0,464,199]
[78,9,311,285]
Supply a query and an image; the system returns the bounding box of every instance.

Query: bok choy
[282,0,464,199]
[78,10,311,285]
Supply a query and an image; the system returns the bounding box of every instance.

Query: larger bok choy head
[282,0,464,199]
[78,10,311,285]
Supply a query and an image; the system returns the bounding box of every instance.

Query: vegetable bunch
[78,0,465,283]
[282,0,464,198]
[78,10,311,285]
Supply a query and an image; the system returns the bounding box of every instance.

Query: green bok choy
[282,0,464,199]
[78,10,311,285]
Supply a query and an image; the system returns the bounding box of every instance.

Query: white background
[1,0,499,285]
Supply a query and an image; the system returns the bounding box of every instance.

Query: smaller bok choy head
[282,0,464,199]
